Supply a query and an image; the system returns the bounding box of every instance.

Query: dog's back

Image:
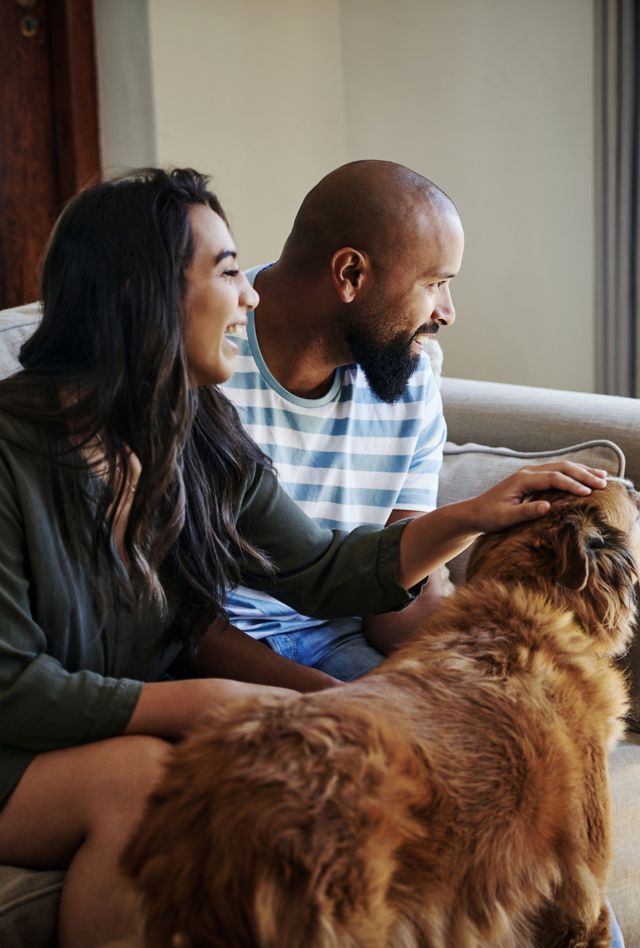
[123,483,639,947]
[123,631,622,947]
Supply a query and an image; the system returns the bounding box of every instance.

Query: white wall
[95,0,596,392]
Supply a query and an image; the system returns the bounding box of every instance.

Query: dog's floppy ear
[552,514,603,591]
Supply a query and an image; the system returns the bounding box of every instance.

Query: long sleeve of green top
[0,416,423,803]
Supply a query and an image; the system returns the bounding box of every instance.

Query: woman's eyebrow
[215,250,237,264]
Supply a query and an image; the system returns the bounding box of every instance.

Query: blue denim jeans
[264,619,383,681]
[610,902,625,947]
[264,623,625,945]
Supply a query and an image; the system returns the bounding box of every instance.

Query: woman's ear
[330,248,368,303]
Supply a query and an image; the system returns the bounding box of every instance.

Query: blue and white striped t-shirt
[221,265,447,639]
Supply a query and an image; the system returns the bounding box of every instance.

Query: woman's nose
[241,274,259,311]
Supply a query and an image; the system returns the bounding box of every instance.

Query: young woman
[0,168,607,946]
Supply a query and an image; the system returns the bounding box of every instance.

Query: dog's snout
[628,487,640,514]
[622,480,640,506]
[613,478,640,513]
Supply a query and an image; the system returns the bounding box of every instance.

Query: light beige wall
[95,0,595,391]
[93,0,156,172]
[147,0,349,265]
[339,0,595,392]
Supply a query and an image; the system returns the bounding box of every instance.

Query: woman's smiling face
[182,204,259,386]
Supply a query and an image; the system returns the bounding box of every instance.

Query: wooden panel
[48,0,101,201]
[0,0,101,308]
[0,0,59,306]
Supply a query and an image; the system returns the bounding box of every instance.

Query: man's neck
[252,264,346,399]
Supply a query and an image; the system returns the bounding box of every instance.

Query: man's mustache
[412,323,439,339]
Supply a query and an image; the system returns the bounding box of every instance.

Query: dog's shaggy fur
[121,481,640,948]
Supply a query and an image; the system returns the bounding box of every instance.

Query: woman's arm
[395,462,608,589]
[0,446,298,758]
[171,618,339,692]
[124,677,297,741]
[239,461,608,619]
[363,560,447,655]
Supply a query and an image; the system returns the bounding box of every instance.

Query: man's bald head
[262,160,463,403]
[283,160,457,267]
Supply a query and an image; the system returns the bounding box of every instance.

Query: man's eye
[223,269,240,278]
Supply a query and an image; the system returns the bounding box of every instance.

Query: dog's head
[466,479,640,656]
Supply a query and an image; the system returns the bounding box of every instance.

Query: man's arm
[171,618,340,692]
[362,508,447,656]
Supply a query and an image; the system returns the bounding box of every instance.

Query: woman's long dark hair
[0,168,271,641]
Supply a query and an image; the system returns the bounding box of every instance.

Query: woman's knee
[77,736,173,849]
[90,736,172,812]
[0,736,172,866]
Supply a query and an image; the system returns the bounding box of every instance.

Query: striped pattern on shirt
[221,265,447,639]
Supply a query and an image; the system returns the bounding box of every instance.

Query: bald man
[205,161,461,690]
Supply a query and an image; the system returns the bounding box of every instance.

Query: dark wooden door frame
[48,0,101,204]
[0,0,101,308]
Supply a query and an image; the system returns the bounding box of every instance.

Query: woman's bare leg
[0,735,171,947]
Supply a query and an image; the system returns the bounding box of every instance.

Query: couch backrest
[0,303,41,377]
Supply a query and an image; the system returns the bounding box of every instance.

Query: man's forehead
[414,199,461,234]
[409,211,463,272]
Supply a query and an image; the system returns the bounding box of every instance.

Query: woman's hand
[464,461,609,533]
[396,462,609,591]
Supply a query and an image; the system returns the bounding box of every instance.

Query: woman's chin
[187,346,240,387]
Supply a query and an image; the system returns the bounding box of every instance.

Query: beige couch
[0,306,638,944]
[440,376,640,946]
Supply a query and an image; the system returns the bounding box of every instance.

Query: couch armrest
[441,377,640,487]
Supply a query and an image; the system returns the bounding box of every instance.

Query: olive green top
[0,413,418,803]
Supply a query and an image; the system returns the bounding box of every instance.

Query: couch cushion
[609,732,640,944]
[0,866,62,948]
[0,303,40,377]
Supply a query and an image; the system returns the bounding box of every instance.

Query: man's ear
[330,247,368,303]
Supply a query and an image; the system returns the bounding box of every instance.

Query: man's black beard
[346,325,434,403]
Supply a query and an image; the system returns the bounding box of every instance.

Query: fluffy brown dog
[121,480,640,948]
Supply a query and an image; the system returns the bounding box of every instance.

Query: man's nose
[433,286,455,327]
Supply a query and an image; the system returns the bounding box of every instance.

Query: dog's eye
[589,533,606,550]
